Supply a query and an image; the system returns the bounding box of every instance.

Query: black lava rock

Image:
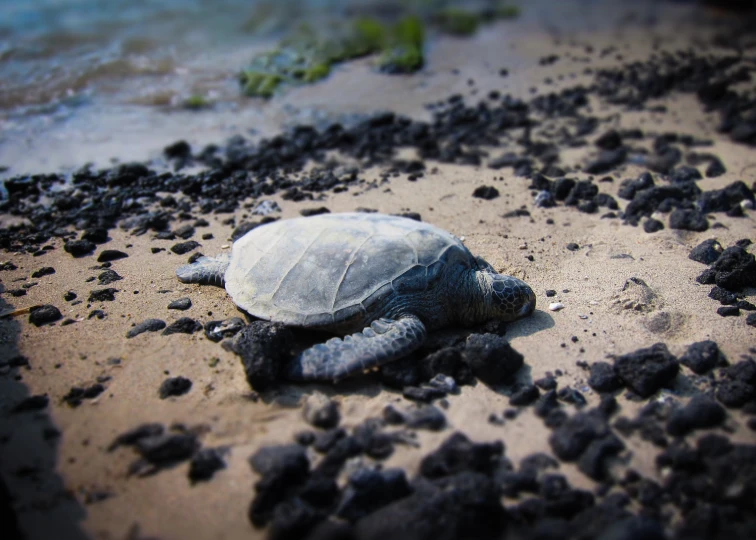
[463,334,524,385]
[63,383,105,407]
[666,395,726,437]
[509,384,540,406]
[595,130,622,150]
[127,318,167,338]
[697,181,754,214]
[171,241,201,255]
[162,317,202,335]
[588,362,622,393]
[705,159,726,178]
[472,186,500,200]
[159,376,193,399]
[97,249,128,262]
[300,207,331,216]
[168,297,192,310]
[204,317,245,342]
[679,340,725,374]
[63,291,77,301]
[353,471,507,540]
[707,246,756,291]
[548,409,612,462]
[669,209,709,232]
[108,423,165,451]
[64,239,96,257]
[642,218,664,233]
[229,321,294,391]
[584,148,626,174]
[405,405,447,431]
[136,433,199,465]
[188,447,227,483]
[689,239,723,265]
[31,266,55,278]
[402,386,446,403]
[566,243,580,251]
[11,394,50,413]
[717,306,740,317]
[336,468,411,522]
[88,288,118,302]
[419,432,503,478]
[612,343,679,398]
[98,269,122,285]
[28,305,62,326]
[303,394,340,430]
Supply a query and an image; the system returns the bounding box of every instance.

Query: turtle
[176,212,536,381]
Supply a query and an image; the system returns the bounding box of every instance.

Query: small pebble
[549,303,565,311]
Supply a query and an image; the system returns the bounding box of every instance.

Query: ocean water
[0,0,721,175]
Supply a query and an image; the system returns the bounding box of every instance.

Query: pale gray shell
[224,212,474,328]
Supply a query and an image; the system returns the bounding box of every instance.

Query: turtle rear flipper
[176,255,230,287]
[288,315,427,381]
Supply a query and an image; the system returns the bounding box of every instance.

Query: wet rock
[204,317,245,342]
[229,321,294,391]
[98,269,122,285]
[669,209,709,232]
[159,376,193,399]
[689,239,723,265]
[127,318,166,338]
[162,317,202,335]
[509,384,540,406]
[171,241,201,255]
[611,343,679,398]
[31,266,55,278]
[64,239,96,257]
[463,333,524,385]
[679,340,725,374]
[336,468,411,522]
[588,362,622,393]
[97,249,128,262]
[419,432,503,478]
[188,447,227,484]
[28,305,62,326]
[88,288,118,302]
[168,297,192,310]
[63,383,105,407]
[666,395,726,436]
[303,393,340,430]
[472,186,500,200]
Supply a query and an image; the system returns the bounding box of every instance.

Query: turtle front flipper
[288,315,427,381]
[176,254,231,287]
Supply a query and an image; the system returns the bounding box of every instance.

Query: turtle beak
[518,286,536,318]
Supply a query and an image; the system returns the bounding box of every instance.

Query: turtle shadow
[501,309,555,339]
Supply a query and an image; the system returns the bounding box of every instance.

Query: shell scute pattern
[224,213,472,328]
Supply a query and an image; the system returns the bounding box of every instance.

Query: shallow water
[0,0,727,177]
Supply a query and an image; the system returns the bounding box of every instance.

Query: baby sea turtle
[177,213,535,381]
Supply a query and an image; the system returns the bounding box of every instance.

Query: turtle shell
[224,212,475,329]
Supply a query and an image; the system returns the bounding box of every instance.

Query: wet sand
[1,5,756,540]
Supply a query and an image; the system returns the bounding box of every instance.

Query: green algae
[182,95,211,110]
[239,2,520,97]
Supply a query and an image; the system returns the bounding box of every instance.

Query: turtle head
[480,271,536,321]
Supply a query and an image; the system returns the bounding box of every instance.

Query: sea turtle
[176,212,535,381]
